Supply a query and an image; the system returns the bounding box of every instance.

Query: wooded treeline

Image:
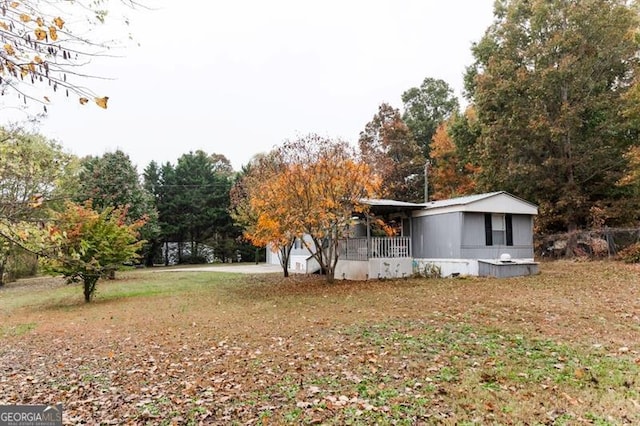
[2,0,640,284]
[0,139,258,286]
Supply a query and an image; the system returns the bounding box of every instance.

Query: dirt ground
[1,260,639,424]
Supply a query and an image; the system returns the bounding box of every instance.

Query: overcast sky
[6,0,496,172]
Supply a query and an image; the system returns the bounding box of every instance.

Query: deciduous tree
[429,119,478,200]
[242,134,380,282]
[0,127,75,284]
[231,153,296,277]
[401,77,460,158]
[44,201,145,302]
[359,103,425,202]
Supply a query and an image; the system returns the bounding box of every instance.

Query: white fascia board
[412,193,538,217]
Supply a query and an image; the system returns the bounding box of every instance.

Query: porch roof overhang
[359,198,426,215]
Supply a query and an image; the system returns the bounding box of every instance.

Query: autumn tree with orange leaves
[230,152,299,277]
[429,118,479,200]
[234,135,380,282]
[0,0,140,111]
[44,201,145,302]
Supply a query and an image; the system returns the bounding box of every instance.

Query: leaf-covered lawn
[1,261,639,425]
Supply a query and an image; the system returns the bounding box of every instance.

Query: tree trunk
[325,266,335,283]
[145,239,159,267]
[164,240,169,266]
[83,276,99,303]
[0,250,9,286]
[565,222,578,258]
[280,243,293,278]
[325,237,339,283]
[562,83,578,240]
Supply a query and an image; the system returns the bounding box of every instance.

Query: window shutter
[506,214,513,246]
[484,213,493,246]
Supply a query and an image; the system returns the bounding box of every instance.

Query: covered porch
[336,236,413,281]
[335,199,423,280]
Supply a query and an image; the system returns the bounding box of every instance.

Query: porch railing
[339,237,411,260]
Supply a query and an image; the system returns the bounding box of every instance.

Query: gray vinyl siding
[411,212,462,258]
[460,213,534,259]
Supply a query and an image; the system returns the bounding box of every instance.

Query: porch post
[409,214,413,258]
[366,214,371,259]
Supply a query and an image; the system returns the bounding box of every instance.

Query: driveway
[162,263,283,274]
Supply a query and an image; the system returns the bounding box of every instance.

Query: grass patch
[0,271,247,313]
[0,322,36,337]
[1,261,639,424]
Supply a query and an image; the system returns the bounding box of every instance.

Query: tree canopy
[429,118,478,200]
[0,127,75,284]
[44,201,145,302]
[359,103,425,202]
[466,0,640,232]
[401,77,459,158]
[235,134,380,282]
[144,152,243,265]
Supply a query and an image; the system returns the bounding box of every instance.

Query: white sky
[5,0,495,172]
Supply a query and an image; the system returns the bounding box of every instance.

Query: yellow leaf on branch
[0,22,7,30]
[49,26,58,41]
[36,17,44,27]
[53,17,65,29]
[34,28,47,41]
[34,55,43,64]
[95,96,109,109]
[4,44,15,56]
[19,14,31,23]
[79,97,89,105]
[10,2,19,8]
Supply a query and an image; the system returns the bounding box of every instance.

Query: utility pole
[424,160,430,203]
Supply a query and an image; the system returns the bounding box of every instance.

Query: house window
[485,213,513,246]
[492,214,505,245]
[402,218,411,237]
